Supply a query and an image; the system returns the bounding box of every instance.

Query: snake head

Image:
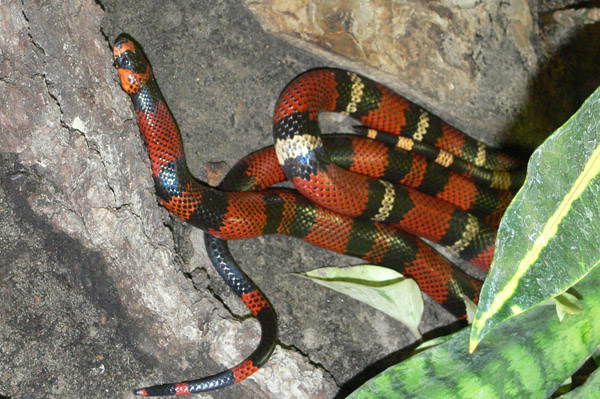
[113,35,150,94]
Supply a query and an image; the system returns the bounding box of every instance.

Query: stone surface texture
[245,0,537,143]
[1,1,599,399]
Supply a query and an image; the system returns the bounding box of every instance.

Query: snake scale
[112,35,522,396]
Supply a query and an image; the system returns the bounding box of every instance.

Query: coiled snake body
[112,35,521,396]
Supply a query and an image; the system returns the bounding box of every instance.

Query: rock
[244,0,538,144]
[0,1,204,397]
[0,1,337,398]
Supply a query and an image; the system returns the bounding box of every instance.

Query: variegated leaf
[470,85,600,351]
[300,265,423,337]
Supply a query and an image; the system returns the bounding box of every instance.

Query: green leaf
[552,292,583,322]
[300,265,424,337]
[556,367,600,399]
[593,348,600,366]
[462,294,477,324]
[470,86,600,351]
[346,265,600,399]
[413,330,462,352]
[554,376,573,397]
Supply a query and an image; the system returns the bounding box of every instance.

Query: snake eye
[121,55,132,69]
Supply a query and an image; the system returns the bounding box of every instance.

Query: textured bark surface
[1,1,599,399]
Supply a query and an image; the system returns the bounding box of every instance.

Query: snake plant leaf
[346,265,600,399]
[299,265,424,337]
[470,85,600,351]
[556,367,600,399]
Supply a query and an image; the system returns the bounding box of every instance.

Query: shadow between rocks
[504,21,600,152]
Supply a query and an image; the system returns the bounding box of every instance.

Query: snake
[112,35,521,396]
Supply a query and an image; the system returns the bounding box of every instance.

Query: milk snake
[112,35,522,396]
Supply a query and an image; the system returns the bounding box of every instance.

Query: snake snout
[112,35,150,94]
[112,35,132,60]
